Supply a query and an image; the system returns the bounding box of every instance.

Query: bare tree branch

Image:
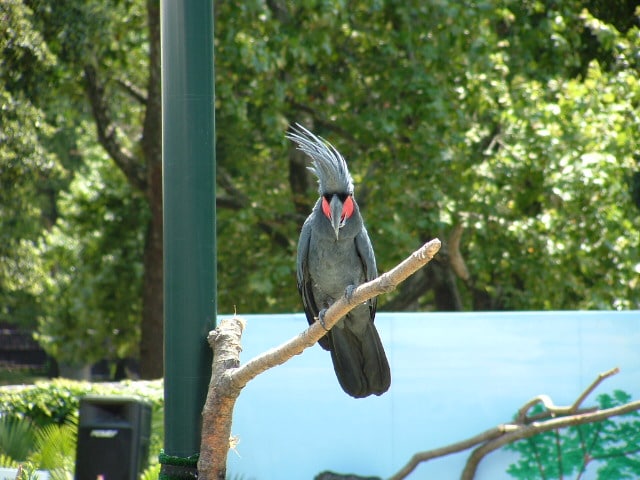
[516,367,620,424]
[198,238,442,479]
[570,366,620,412]
[232,238,442,388]
[448,224,470,282]
[387,424,519,480]
[199,318,246,480]
[388,367,640,480]
[461,397,640,480]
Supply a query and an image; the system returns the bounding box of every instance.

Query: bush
[0,379,164,472]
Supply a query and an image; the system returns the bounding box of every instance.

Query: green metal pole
[161,0,215,458]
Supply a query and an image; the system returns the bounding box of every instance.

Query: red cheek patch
[322,196,332,219]
[342,195,354,220]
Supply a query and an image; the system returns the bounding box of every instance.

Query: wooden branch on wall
[198,238,442,479]
[388,367,640,480]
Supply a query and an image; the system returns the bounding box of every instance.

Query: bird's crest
[286,123,354,195]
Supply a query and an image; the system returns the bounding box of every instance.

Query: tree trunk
[139,0,163,379]
[140,165,163,378]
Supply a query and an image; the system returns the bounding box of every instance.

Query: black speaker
[75,395,151,480]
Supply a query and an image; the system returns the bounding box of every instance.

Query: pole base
[159,451,199,479]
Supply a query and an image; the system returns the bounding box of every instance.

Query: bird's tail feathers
[328,322,391,398]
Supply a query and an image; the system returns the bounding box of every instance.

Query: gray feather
[286,123,354,195]
[290,123,391,398]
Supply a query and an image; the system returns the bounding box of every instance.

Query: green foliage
[0,415,75,479]
[0,454,19,468]
[0,1,61,328]
[0,381,84,427]
[0,379,163,475]
[0,378,162,428]
[14,463,40,480]
[1,1,639,364]
[34,143,147,366]
[0,416,36,461]
[0,0,149,367]
[29,420,76,479]
[0,420,77,480]
[506,390,640,479]
[140,463,161,480]
[213,0,640,312]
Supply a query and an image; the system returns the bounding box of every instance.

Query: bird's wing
[297,217,319,323]
[297,216,331,350]
[355,226,378,320]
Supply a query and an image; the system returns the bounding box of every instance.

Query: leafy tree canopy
[0,0,638,368]
[214,0,640,312]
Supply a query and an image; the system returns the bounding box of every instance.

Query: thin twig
[570,367,619,411]
[516,367,620,424]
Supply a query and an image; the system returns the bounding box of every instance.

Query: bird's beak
[329,194,343,239]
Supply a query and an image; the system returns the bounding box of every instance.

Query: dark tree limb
[198,239,442,479]
[116,77,147,105]
[137,0,164,379]
[216,165,301,249]
[287,122,314,216]
[445,223,504,310]
[83,64,147,192]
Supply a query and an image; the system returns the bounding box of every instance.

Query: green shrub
[0,380,89,427]
[0,379,164,471]
[0,379,162,425]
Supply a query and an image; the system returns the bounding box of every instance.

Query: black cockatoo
[287,124,391,398]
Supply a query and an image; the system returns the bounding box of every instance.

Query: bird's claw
[345,285,356,302]
[317,309,330,331]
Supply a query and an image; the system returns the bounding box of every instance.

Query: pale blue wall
[225,311,640,480]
